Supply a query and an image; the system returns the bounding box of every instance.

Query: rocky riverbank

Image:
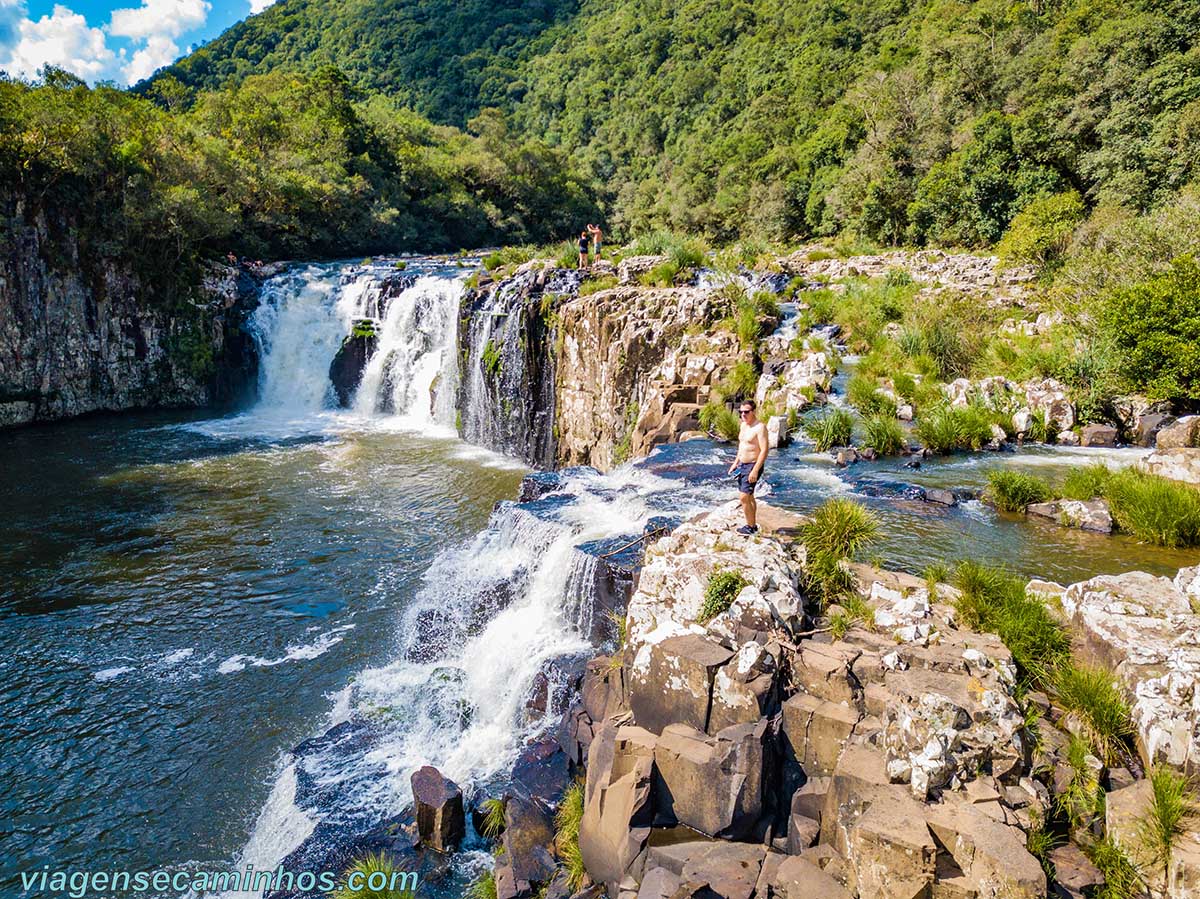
[0,202,263,426]
[387,489,1199,899]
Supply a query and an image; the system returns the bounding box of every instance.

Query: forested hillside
[150,0,1200,248]
[141,0,575,126]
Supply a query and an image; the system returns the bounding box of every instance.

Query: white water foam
[218,625,355,675]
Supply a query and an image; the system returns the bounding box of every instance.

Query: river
[1,258,1193,897]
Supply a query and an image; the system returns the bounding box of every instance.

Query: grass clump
[1103,467,1200,548]
[985,470,1055,512]
[1062,463,1112,500]
[1086,838,1145,899]
[915,404,994,454]
[861,414,906,456]
[555,780,587,891]
[579,274,618,296]
[720,360,761,399]
[482,339,503,377]
[699,402,740,441]
[333,853,417,899]
[701,569,750,622]
[846,374,897,417]
[951,560,1071,689]
[1054,664,1134,764]
[1138,765,1198,887]
[464,870,497,899]
[802,499,880,605]
[1057,733,1105,830]
[480,797,506,839]
[830,593,876,639]
[805,408,854,451]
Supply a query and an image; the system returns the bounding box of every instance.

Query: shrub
[699,402,740,441]
[482,245,536,271]
[915,405,994,454]
[1063,463,1112,501]
[1103,467,1200,548]
[1055,664,1134,765]
[893,372,918,401]
[952,561,1071,689]
[1138,765,1198,887]
[555,780,587,891]
[579,274,618,296]
[846,374,897,417]
[720,360,760,398]
[985,470,1055,512]
[997,191,1086,269]
[862,414,906,455]
[798,288,837,326]
[805,408,854,451]
[640,260,682,286]
[701,569,750,621]
[334,853,417,899]
[1100,255,1200,403]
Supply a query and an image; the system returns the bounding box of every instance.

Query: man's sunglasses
[739,408,753,415]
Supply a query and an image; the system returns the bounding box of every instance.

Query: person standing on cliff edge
[727,399,769,535]
[587,223,603,260]
[577,230,591,268]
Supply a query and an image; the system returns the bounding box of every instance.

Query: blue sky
[0,0,262,85]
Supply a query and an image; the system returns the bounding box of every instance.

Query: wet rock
[1155,415,1200,449]
[1055,430,1080,446]
[924,487,958,506]
[502,793,558,888]
[767,414,790,449]
[1079,423,1118,447]
[579,723,657,896]
[1026,499,1113,534]
[518,468,600,502]
[328,328,377,407]
[653,719,770,838]
[410,766,465,852]
[1140,446,1200,485]
[510,738,572,806]
[1134,411,1174,447]
[525,653,590,723]
[1061,571,1200,771]
[629,633,733,735]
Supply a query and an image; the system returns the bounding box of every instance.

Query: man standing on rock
[728,399,769,535]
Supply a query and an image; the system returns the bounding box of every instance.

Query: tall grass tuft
[464,870,498,899]
[555,780,587,891]
[1103,468,1200,548]
[720,360,761,398]
[951,560,1071,689]
[1058,733,1104,830]
[846,374,897,417]
[1055,664,1134,764]
[801,499,879,605]
[480,797,506,839]
[985,469,1055,512]
[334,853,418,899]
[1086,838,1145,899]
[805,408,854,451]
[915,404,994,453]
[1063,463,1112,500]
[1138,765,1197,887]
[699,402,740,441]
[861,414,907,455]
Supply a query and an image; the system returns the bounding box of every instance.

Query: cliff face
[0,202,260,427]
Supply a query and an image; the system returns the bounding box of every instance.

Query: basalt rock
[410,765,465,852]
[329,329,377,407]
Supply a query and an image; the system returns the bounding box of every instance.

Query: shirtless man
[727,399,769,534]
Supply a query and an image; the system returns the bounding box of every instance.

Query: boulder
[1140,447,1200,485]
[652,720,769,838]
[768,414,790,449]
[1061,572,1200,771]
[1079,423,1118,447]
[1055,430,1080,447]
[410,766,464,852]
[645,841,767,899]
[1155,415,1200,449]
[582,655,630,723]
[636,866,681,899]
[1023,379,1075,431]
[708,641,780,732]
[924,797,1046,899]
[1046,843,1103,899]
[781,692,862,777]
[790,642,861,704]
[502,793,557,888]
[629,634,734,735]
[772,855,853,898]
[328,329,377,407]
[1025,499,1113,534]
[1134,411,1174,447]
[579,723,658,895]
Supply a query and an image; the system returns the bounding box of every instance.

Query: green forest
[3,0,1200,274]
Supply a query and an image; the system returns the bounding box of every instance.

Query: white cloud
[109,0,209,41]
[121,32,176,82]
[0,2,117,80]
[248,0,276,14]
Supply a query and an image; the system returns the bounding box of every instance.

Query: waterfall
[247,261,464,427]
[458,273,558,467]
